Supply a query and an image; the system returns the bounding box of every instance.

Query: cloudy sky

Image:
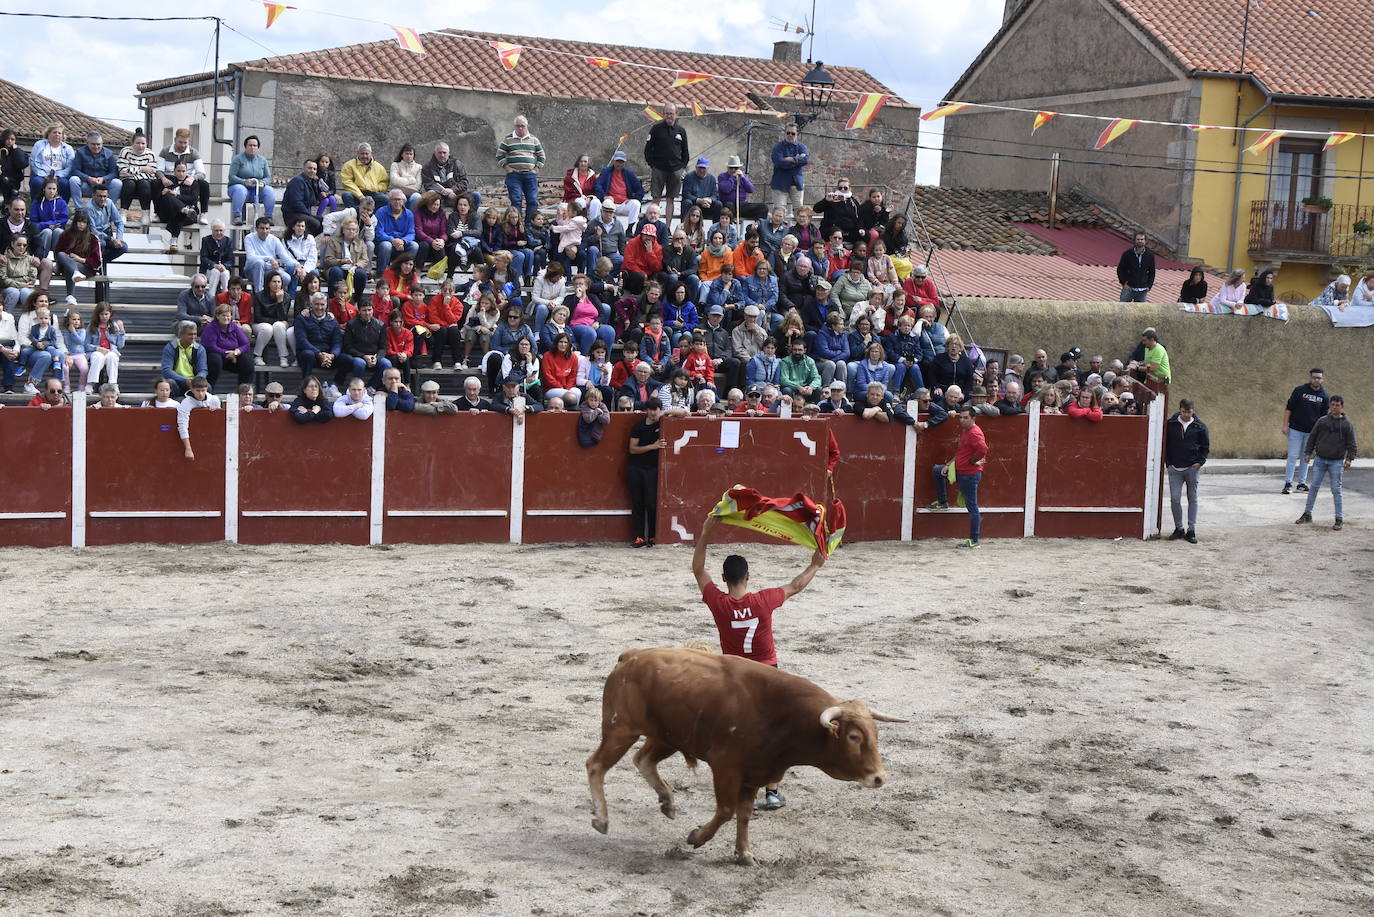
[4,0,1006,185]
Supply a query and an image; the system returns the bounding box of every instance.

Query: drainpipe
[1226,90,1273,271]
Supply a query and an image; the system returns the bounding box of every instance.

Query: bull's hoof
[592,817,608,835]
[659,799,676,820]
[735,850,756,867]
[687,828,705,848]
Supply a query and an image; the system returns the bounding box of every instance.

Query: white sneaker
[72,272,86,284]
[279,357,290,368]
[325,384,341,399]
[431,362,442,370]
[66,295,78,305]
[199,214,210,225]
[23,382,37,395]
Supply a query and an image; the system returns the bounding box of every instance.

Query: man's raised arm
[692,513,718,592]
[780,547,827,599]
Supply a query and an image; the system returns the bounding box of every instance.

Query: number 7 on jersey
[731,618,759,653]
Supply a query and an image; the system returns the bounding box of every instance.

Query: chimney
[772,41,802,63]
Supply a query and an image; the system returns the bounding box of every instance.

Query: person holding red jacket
[424,280,465,369]
[929,405,989,548]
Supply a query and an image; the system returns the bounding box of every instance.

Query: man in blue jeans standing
[929,405,989,548]
[1296,395,1357,532]
[496,116,544,222]
[1281,368,1329,494]
[1165,397,1209,544]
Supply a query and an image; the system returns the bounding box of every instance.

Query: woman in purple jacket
[202,303,256,388]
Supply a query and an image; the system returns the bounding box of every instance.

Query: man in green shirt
[1137,327,1170,384]
[496,115,545,221]
[780,338,822,403]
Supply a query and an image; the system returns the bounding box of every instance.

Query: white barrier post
[1023,402,1041,537]
[369,393,387,545]
[224,401,239,543]
[71,391,87,548]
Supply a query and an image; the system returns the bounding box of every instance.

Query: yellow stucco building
[940,0,1374,302]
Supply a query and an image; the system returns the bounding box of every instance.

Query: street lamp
[793,60,834,129]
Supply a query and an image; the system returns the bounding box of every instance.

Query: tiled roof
[1014,223,1193,270]
[932,250,1201,302]
[0,77,132,147]
[229,30,910,111]
[1119,0,1374,100]
[905,186,1161,256]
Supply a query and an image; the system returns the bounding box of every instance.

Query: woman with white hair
[1309,274,1351,310]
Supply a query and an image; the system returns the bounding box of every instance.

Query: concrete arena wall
[961,298,1371,458]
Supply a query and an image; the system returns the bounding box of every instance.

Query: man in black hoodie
[1164,397,1209,543]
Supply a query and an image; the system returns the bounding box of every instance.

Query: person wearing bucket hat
[594,150,645,231]
[717,154,762,220]
[681,156,720,221]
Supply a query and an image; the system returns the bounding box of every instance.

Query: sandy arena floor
[1,473,1372,916]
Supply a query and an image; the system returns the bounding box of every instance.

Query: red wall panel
[827,415,904,543]
[0,408,71,547]
[237,411,370,544]
[1034,415,1149,538]
[913,414,1030,541]
[522,413,635,544]
[85,407,224,545]
[656,417,829,545]
[383,413,512,544]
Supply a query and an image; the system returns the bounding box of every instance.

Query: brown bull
[586,647,905,865]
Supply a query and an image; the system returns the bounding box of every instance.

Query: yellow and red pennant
[691,101,705,117]
[672,71,712,88]
[1094,118,1139,149]
[1031,111,1056,133]
[921,102,968,122]
[585,56,618,69]
[390,26,424,54]
[1244,129,1287,155]
[845,92,889,130]
[643,107,663,122]
[617,134,629,146]
[736,104,749,112]
[772,84,799,97]
[1324,131,1357,150]
[490,41,523,70]
[262,2,294,29]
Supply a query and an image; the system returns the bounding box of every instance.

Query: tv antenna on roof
[769,0,818,61]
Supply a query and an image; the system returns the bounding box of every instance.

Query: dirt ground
[2,473,1372,916]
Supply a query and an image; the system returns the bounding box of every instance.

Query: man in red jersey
[691,512,827,811]
[929,405,989,548]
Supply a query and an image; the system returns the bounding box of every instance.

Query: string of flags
[921,98,1374,150]
[255,2,890,129]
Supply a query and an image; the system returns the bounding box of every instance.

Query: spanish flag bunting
[1186,124,1220,131]
[390,26,424,54]
[736,104,749,112]
[643,106,663,122]
[1324,131,1357,150]
[585,56,618,69]
[617,134,629,146]
[490,41,523,70]
[1094,118,1139,149]
[672,71,712,88]
[262,2,294,29]
[921,102,968,122]
[845,92,888,130]
[772,83,799,97]
[710,485,845,557]
[691,101,705,117]
[1031,111,1056,133]
[1244,129,1287,155]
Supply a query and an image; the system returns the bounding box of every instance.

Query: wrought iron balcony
[1248,200,1374,261]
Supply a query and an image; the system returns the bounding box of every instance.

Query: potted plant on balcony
[1353,218,1373,236]
[1302,195,1333,214]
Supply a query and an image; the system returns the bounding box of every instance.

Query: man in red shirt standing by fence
[929,405,989,548]
[691,512,827,811]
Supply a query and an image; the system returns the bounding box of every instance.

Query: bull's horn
[867,710,909,723]
[819,706,844,730]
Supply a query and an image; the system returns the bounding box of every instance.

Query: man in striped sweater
[496,115,545,221]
